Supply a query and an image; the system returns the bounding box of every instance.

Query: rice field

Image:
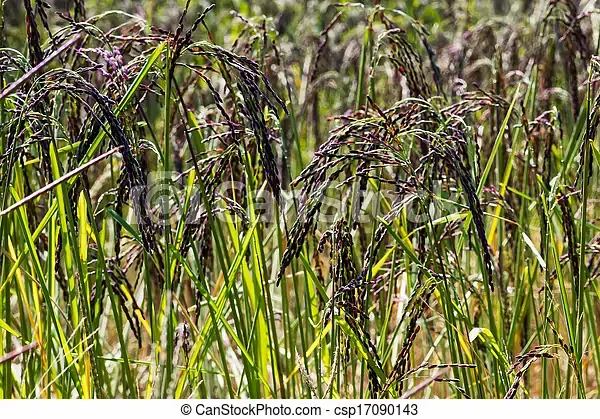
[1,0,600,399]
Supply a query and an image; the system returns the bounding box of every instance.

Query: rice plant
[0,0,599,399]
